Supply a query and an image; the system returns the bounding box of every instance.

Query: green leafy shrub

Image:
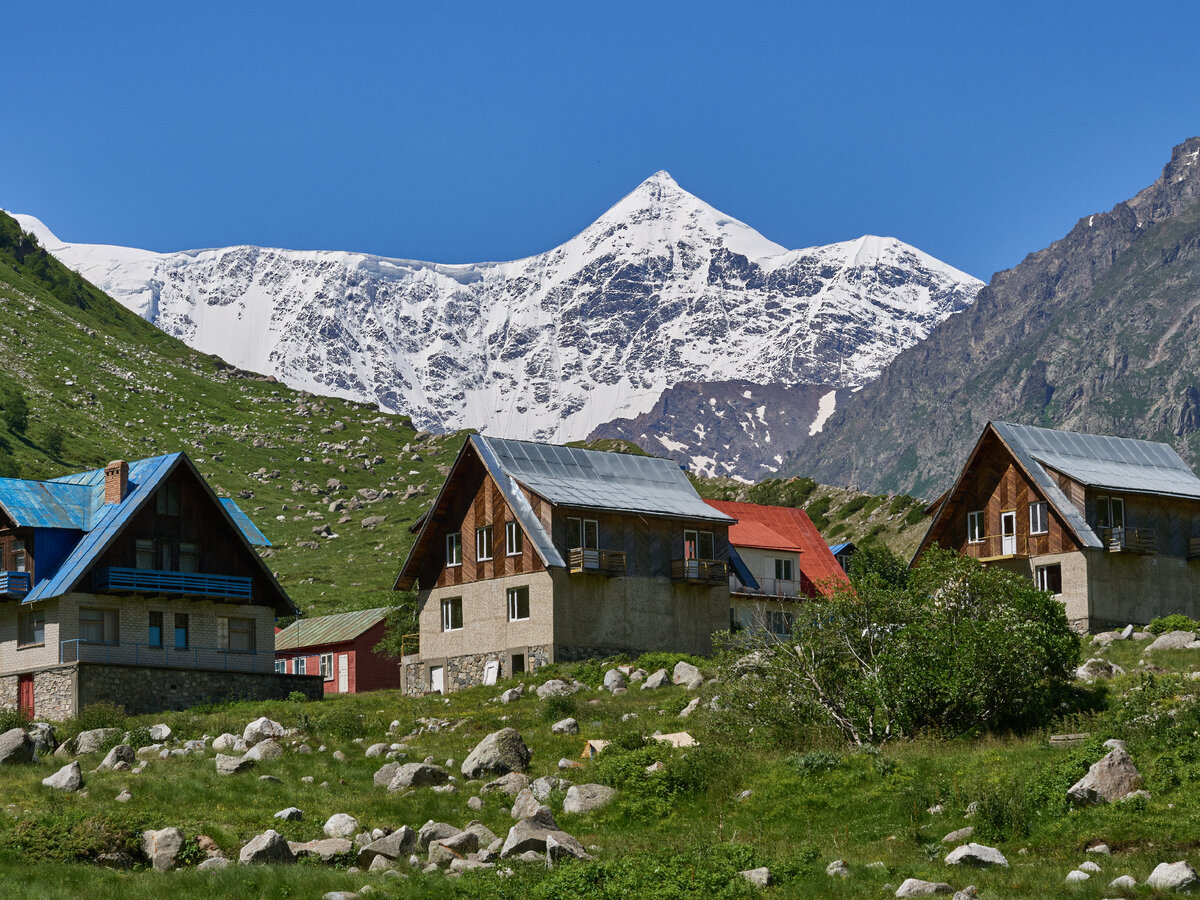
[542,693,578,722]
[1148,614,1200,634]
[904,505,928,527]
[0,708,30,733]
[788,750,840,776]
[837,495,870,518]
[805,496,833,530]
[888,495,916,516]
[0,803,147,862]
[68,702,127,735]
[313,705,381,741]
[287,690,309,703]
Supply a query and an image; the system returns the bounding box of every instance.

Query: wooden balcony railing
[0,571,30,598]
[963,534,1038,560]
[1103,527,1157,555]
[568,548,627,576]
[94,567,253,600]
[672,558,727,585]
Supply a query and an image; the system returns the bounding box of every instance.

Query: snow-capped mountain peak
[11,175,982,466]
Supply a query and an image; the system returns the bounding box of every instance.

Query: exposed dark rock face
[789,138,1200,497]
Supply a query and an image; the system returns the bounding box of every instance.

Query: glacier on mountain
[12,172,982,445]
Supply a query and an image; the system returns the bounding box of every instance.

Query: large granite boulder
[215,753,255,775]
[387,762,449,791]
[672,661,704,689]
[142,827,185,872]
[0,728,35,765]
[97,744,135,771]
[74,727,121,755]
[242,717,285,746]
[500,805,574,858]
[428,830,479,867]
[239,829,295,864]
[1067,747,1143,804]
[563,783,616,814]
[461,728,531,779]
[357,826,416,866]
[1147,630,1197,651]
[1147,860,1200,891]
[42,761,83,792]
[944,843,1008,867]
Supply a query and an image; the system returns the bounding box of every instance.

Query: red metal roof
[705,499,850,589]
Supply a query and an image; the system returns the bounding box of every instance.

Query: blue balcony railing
[93,567,253,599]
[60,638,262,671]
[0,571,30,598]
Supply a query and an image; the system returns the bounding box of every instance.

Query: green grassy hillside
[1,636,1198,897]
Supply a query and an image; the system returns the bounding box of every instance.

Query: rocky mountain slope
[13,173,980,475]
[789,137,1200,498]
[589,379,848,480]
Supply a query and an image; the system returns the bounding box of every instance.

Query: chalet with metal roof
[916,421,1200,631]
[0,454,315,719]
[394,435,733,694]
[274,607,399,694]
[706,499,850,638]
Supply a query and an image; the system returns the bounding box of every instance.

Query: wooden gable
[91,460,289,610]
[399,442,546,591]
[916,426,1083,562]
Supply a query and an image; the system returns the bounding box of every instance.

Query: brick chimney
[104,460,128,504]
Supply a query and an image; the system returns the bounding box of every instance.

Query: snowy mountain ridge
[12,172,982,457]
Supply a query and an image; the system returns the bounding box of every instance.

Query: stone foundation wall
[445,651,506,692]
[409,643,553,695]
[0,662,324,720]
[401,656,423,697]
[77,663,323,716]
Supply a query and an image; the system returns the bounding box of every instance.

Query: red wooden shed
[273,607,399,695]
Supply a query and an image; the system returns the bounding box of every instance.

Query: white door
[337,654,349,693]
[482,660,499,686]
[429,665,444,694]
[1001,511,1017,556]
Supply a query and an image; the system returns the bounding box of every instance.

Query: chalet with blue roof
[394,435,734,694]
[0,454,314,719]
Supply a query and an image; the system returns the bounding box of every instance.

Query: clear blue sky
[4,1,1199,280]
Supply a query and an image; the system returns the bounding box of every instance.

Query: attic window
[446,533,462,567]
[1030,501,1049,535]
[967,511,985,544]
[505,521,524,556]
[476,526,494,562]
[156,483,180,516]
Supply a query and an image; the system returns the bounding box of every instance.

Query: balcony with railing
[963,533,1054,560]
[59,638,265,672]
[0,571,30,599]
[672,558,727,585]
[568,548,627,576]
[93,567,253,599]
[1103,527,1157,555]
[731,576,812,599]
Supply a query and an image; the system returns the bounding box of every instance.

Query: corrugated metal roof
[274,607,389,651]
[987,422,1200,550]
[707,499,849,588]
[481,436,733,523]
[472,436,564,568]
[829,542,855,555]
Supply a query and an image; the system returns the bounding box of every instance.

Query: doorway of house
[1001,511,1017,556]
[429,665,444,694]
[337,654,349,693]
[511,653,525,675]
[18,674,33,719]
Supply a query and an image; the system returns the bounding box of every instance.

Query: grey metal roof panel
[471,435,565,568]
[1030,451,1200,499]
[480,436,733,523]
[274,607,389,651]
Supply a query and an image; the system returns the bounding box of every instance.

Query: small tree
[43,423,65,458]
[1,388,28,433]
[722,548,1079,745]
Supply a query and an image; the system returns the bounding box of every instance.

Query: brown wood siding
[424,462,544,590]
[920,429,1081,558]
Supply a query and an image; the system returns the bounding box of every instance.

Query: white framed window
[774,558,793,581]
[296,656,307,675]
[274,659,286,674]
[1097,496,1125,530]
[11,540,25,573]
[684,529,715,560]
[320,653,334,680]
[967,510,985,544]
[1035,563,1063,595]
[1029,501,1049,535]
[566,517,598,550]
[507,585,530,621]
[505,521,524,556]
[441,597,463,632]
[446,532,462,567]
[476,526,493,561]
[767,610,794,637]
[80,607,119,644]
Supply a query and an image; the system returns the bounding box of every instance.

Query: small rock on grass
[42,762,82,792]
[1147,861,1200,891]
[895,879,953,897]
[740,867,771,887]
[944,843,1007,868]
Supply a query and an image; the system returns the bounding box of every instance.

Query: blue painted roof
[0,454,285,608]
[829,542,855,555]
[220,499,271,547]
